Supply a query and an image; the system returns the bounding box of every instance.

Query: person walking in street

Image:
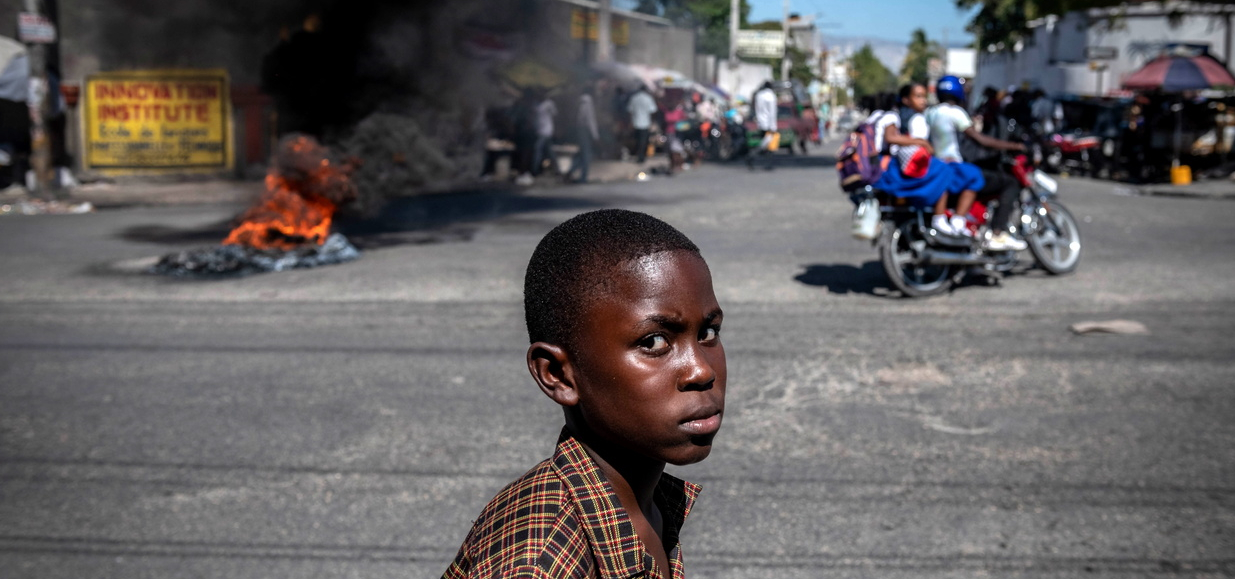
[626,85,657,163]
[746,81,778,170]
[565,86,600,183]
[532,91,558,177]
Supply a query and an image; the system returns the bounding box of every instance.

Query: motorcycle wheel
[1025,199,1082,275]
[879,220,954,297]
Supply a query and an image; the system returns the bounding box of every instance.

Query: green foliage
[850,44,895,99]
[634,0,752,57]
[900,28,940,85]
[785,45,817,85]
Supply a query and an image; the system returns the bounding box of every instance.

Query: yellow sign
[570,9,630,46]
[84,69,232,173]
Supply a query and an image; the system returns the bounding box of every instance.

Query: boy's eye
[639,334,669,351]
[701,326,720,342]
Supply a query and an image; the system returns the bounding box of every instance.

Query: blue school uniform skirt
[874,157,955,206]
[946,161,986,195]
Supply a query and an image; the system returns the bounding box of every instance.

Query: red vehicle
[1043,132,1104,176]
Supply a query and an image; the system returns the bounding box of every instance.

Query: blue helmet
[936,75,966,104]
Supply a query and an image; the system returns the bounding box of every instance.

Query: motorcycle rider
[926,76,1028,252]
[871,84,972,220]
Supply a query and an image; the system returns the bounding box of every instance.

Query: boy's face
[567,250,726,466]
[905,85,928,113]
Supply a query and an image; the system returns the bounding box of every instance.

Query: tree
[900,28,940,85]
[634,0,752,57]
[850,44,895,99]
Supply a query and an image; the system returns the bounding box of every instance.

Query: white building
[972,1,1234,97]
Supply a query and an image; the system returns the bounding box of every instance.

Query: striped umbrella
[1122,53,1235,92]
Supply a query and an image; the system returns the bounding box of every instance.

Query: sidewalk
[1138,177,1235,200]
[69,179,265,208]
[4,157,668,211]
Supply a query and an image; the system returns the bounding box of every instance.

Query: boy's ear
[526,342,579,407]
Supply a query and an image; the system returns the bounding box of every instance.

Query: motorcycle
[700,120,731,161]
[1043,132,1109,177]
[852,153,1083,297]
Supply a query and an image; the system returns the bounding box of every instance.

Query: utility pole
[729,0,739,67]
[22,0,57,197]
[597,0,612,62]
[781,0,790,81]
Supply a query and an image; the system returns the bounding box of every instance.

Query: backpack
[836,112,892,192]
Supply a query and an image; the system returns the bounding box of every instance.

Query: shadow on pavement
[119,185,606,249]
[794,261,894,296]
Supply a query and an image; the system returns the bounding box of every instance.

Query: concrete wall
[716,59,774,102]
[534,0,697,77]
[56,0,308,87]
[973,2,1235,97]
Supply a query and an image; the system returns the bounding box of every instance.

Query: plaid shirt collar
[552,428,701,579]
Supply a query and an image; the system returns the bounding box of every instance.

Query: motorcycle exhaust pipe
[922,249,989,266]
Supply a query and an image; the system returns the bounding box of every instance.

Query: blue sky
[746,0,980,45]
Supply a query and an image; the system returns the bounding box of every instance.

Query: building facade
[972,1,1234,97]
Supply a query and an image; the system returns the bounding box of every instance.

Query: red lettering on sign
[98,104,130,122]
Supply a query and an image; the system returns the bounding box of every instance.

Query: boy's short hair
[524,209,701,349]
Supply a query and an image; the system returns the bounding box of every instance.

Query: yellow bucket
[1171,165,1192,185]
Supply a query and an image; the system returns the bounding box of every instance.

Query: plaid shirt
[442,429,701,579]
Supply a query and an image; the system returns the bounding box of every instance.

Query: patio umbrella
[591,61,651,92]
[1122,53,1235,92]
[1123,53,1235,173]
[497,58,566,90]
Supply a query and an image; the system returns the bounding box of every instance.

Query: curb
[1137,182,1235,200]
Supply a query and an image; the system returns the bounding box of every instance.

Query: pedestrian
[626,85,657,163]
[745,81,778,170]
[532,90,558,177]
[976,86,1002,136]
[512,89,539,186]
[1030,89,1056,136]
[441,209,726,579]
[663,99,687,174]
[565,86,599,183]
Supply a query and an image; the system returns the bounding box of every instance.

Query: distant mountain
[824,35,909,73]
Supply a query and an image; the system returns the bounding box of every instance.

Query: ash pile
[152,134,362,277]
[151,233,359,276]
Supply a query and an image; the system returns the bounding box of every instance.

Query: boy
[443,209,727,579]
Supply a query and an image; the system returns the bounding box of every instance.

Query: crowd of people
[478,77,746,186]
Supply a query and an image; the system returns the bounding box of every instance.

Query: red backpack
[836,113,892,191]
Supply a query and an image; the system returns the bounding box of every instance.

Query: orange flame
[223,135,354,251]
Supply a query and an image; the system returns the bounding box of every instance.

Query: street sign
[83,69,234,174]
[1085,46,1118,60]
[736,30,785,59]
[18,13,56,44]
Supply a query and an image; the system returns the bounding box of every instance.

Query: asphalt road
[1,149,1233,578]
